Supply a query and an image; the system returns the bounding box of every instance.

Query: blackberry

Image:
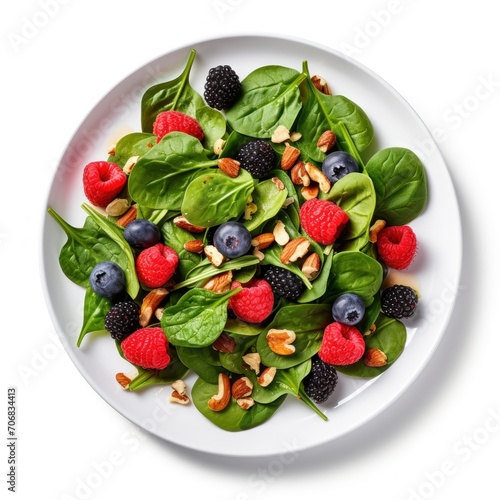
[303,355,338,404]
[236,140,275,179]
[262,266,305,301]
[381,284,418,319]
[204,65,242,110]
[104,301,141,341]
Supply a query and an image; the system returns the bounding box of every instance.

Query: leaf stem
[298,386,328,421]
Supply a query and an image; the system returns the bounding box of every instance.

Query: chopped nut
[282,196,295,208]
[123,155,140,175]
[231,377,253,399]
[107,143,116,155]
[244,199,258,220]
[214,138,226,155]
[317,130,336,153]
[266,329,296,356]
[311,75,332,95]
[203,270,233,293]
[207,373,231,411]
[105,198,130,217]
[154,307,164,321]
[369,219,387,243]
[252,248,265,261]
[183,240,204,254]
[204,245,226,268]
[363,348,388,367]
[242,352,261,375]
[289,131,302,142]
[304,162,331,193]
[236,397,255,410]
[290,161,310,186]
[273,220,290,246]
[173,216,206,233]
[302,253,321,280]
[281,143,301,170]
[139,288,169,327]
[365,324,377,336]
[213,332,237,353]
[218,157,240,178]
[271,125,290,143]
[280,237,310,264]
[258,366,277,387]
[116,205,137,227]
[172,379,187,395]
[169,391,190,405]
[115,368,139,390]
[301,185,319,200]
[251,233,275,250]
[271,177,285,190]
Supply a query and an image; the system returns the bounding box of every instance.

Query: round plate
[41,34,462,457]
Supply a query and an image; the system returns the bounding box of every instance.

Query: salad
[48,49,427,432]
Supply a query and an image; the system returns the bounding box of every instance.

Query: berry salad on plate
[47,48,428,432]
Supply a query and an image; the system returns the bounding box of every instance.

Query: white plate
[41,34,462,457]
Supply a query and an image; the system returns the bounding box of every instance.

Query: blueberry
[123,219,161,248]
[90,261,126,298]
[213,222,252,258]
[331,293,365,326]
[321,151,359,184]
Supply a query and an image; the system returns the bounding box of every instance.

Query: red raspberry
[300,198,349,245]
[229,279,274,324]
[318,322,365,365]
[152,110,204,143]
[377,225,417,270]
[82,161,127,207]
[121,327,170,370]
[135,243,179,288]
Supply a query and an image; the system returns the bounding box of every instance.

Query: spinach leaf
[48,207,139,298]
[269,169,301,228]
[77,288,111,347]
[323,172,376,243]
[81,203,140,298]
[107,132,155,167]
[295,61,374,163]
[181,169,255,227]
[257,304,332,369]
[326,251,383,303]
[226,65,306,138]
[336,313,407,377]
[128,132,217,211]
[191,377,286,431]
[141,49,225,149]
[161,288,241,347]
[176,346,225,384]
[365,147,428,225]
[243,178,288,232]
[218,335,258,374]
[160,220,202,279]
[224,319,263,337]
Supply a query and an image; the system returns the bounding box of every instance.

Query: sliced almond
[251,233,275,250]
[183,240,204,254]
[302,253,321,281]
[280,237,310,264]
[281,143,301,171]
[363,348,387,367]
[311,75,332,95]
[290,161,310,186]
[173,216,206,233]
[218,157,240,178]
[236,397,255,410]
[257,366,277,387]
[242,352,261,375]
[369,219,387,243]
[317,130,336,153]
[213,332,237,353]
[231,377,253,399]
[123,155,140,175]
[273,220,290,246]
[139,288,169,327]
[204,245,226,267]
[304,162,331,193]
[202,270,233,293]
[207,373,231,411]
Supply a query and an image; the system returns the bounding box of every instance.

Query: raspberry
[104,301,140,341]
[228,279,274,324]
[262,266,305,301]
[152,110,204,143]
[120,327,170,370]
[303,355,338,404]
[204,65,242,110]
[235,140,275,179]
[300,198,349,245]
[135,243,179,288]
[318,322,365,365]
[377,225,417,270]
[381,284,418,319]
[82,161,127,207]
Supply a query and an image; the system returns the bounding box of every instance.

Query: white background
[2,1,499,499]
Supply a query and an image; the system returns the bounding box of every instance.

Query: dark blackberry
[262,266,305,301]
[236,140,275,179]
[303,355,338,404]
[204,65,242,110]
[381,284,418,319]
[104,301,140,341]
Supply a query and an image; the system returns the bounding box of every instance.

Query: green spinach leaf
[77,288,111,347]
[365,147,428,225]
[107,132,155,167]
